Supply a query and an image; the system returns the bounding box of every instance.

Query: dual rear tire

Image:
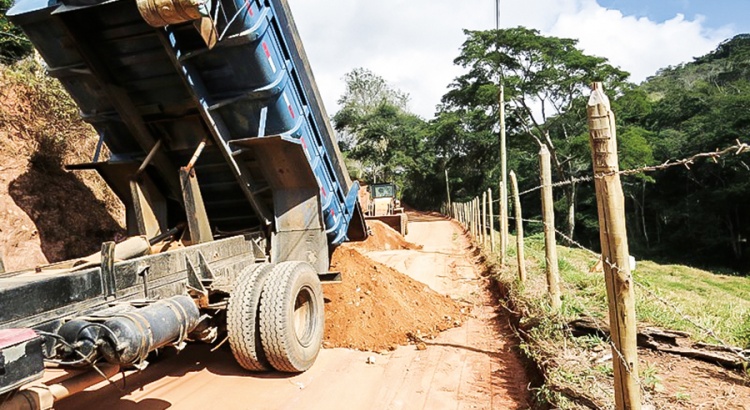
[227,261,324,373]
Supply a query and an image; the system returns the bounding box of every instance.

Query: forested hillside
[336,33,750,273]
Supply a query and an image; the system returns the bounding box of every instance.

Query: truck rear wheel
[259,261,324,372]
[227,263,274,371]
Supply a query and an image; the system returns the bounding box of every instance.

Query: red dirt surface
[353,220,422,252]
[323,244,462,351]
[0,62,125,271]
[640,349,750,409]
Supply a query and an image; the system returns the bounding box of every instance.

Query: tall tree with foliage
[334,68,410,151]
[0,0,32,63]
[332,68,440,204]
[629,34,750,270]
[445,27,629,239]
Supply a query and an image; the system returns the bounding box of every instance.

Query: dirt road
[53,213,531,409]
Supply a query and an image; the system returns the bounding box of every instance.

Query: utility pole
[495,0,508,265]
[499,85,508,266]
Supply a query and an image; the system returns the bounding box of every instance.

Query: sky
[287,0,746,120]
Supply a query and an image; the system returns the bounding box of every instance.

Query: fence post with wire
[540,145,562,311]
[587,82,640,410]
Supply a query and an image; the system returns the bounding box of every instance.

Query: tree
[336,68,409,118]
[333,68,410,151]
[447,27,630,240]
[332,68,438,205]
[1,0,33,63]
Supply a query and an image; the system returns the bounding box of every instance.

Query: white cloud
[287,0,734,120]
[548,2,732,82]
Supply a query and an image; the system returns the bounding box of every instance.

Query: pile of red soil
[353,220,422,252]
[323,245,462,351]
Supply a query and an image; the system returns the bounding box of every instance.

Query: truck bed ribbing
[8,0,366,245]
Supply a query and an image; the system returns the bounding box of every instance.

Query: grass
[484,229,750,408]
[507,232,750,347]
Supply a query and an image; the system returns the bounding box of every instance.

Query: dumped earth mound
[323,245,463,351]
[353,220,422,252]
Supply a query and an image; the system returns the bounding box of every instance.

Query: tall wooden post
[477,197,482,244]
[509,171,526,283]
[445,168,451,212]
[462,203,466,227]
[587,82,640,410]
[481,191,489,246]
[540,146,561,310]
[476,198,481,241]
[488,188,496,251]
[470,200,476,238]
[499,84,509,265]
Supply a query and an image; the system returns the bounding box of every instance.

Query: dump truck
[359,183,408,236]
[0,0,368,406]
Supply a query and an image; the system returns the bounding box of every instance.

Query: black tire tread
[259,261,323,373]
[227,263,274,371]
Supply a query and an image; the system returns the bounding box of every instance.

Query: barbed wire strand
[507,140,750,198]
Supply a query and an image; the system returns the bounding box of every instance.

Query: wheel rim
[293,285,315,347]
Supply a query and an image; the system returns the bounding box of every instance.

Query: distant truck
[359,183,409,236]
[0,0,367,407]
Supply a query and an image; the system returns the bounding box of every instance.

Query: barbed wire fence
[447,134,750,407]
[513,140,750,198]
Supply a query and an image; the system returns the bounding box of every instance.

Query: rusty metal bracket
[138,266,151,299]
[185,257,209,307]
[197,253,216,283]
[180,167,213,244]
[101,241,116,298]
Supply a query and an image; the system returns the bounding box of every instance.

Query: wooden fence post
[462,203,466,228]
[476,197,481,242]
[540,146,562,310]
[470,199,476,238]
[587,82,641,410]
[488,188,496,251]
[482,191,488,246]
[509,171,526,283]
[474,197,482,245]
[445,168,451,212]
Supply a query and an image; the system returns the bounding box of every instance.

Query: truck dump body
[8,0,366,246]
[0,0,367,398]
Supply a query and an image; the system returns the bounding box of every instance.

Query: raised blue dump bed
[8,0,365,246]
